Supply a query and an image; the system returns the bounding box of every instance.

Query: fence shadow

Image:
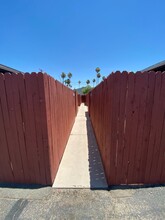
[85,112,108,190]
[0,183,48,189]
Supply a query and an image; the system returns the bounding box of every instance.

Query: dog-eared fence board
[115,71,128,184]
[37,72,51,184]
[18,72,41,184]
[50,77,60,181]
[108,72,120,185]
[0,72,78,185]
[12,73,31,183]
[24,73,43,183]
[104,75,113,183]
[0,73,14,182]
[124,72,146,184]
[43,74,56,183]
[144,72,161,184]
[32,73,49,184]
[158,73,165,182]
[101,79,108,175]
[88,71,165,185]
[4,73,25,182]
[156,72,165,182]
[138,72,155,183]
[132,72,148,183]
[30,73,48,184]
[145,72,165,184]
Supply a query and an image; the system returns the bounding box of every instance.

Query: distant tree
[82,85,92,94]
[92,79,96,87]
[102,76,105,81]
[78,80,81,88]
[61,72,66,84]
[97,73,101,84]
[65,78,71,87]
[68,72,72,79]
[95,67,101,84]
[66,72,72,87]
[95,67,101,73]
[86,80,90,85]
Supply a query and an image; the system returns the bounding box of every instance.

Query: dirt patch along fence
[0,72,78,185]
[87,71,165,185]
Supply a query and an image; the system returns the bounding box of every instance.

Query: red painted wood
[56,80,63,163]
[86,71,165,185]
[0,98,8,181]
[116,71,128,184]
[158,111,165,183]
[145,72,162,183]
[49,77,59,182]
[109,72,120,185]
[41,75,77,184]
[43,74,55,183]
[121,72,135,184]
[29,73,47,184]
[104,74,113,185]
[127,72,142,184]
[140,72,155,183]
[37,73,52,184]
[0,73,14,182]
[5,73,24,182]
[101,80,108,169]
[133,72,148,183]
[1,70,164,186]
[24,73,41,183]
[11,73,30,183]
[157,72,165,182]
[149,72,165,183]
[16,72,35,183]
[0,72,77,185]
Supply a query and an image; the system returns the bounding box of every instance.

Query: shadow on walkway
[85,112,108,189]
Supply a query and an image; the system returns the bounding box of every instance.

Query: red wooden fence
[78,94,82,106]
[87,71,165,185]
[0,72,78,185]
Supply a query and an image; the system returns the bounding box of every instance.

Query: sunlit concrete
[53,104,108,189]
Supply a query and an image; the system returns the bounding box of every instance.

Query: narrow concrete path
[53,104,108,189]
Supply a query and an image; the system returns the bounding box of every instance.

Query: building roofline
[0,64,23,74]
[142,60,165,72]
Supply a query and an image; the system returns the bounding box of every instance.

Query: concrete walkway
[53,104,108,189]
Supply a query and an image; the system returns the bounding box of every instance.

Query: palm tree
[95,67,101,73]
[92,79,96,87]
[78,80,81,88]
[86,80,90,85]
[97,73,101,84]
[61,72,66,84]
[68,72,72,79]
[95,67,101,84]
[65,72,72,87]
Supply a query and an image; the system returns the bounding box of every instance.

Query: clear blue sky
[1,0,165,88]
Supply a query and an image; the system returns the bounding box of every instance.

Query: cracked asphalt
[0,186,165,219]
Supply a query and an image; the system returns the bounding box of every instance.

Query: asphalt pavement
[0,185,165,219]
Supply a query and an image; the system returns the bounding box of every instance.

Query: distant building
[142,60,165,72]
[0,64,23,74]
